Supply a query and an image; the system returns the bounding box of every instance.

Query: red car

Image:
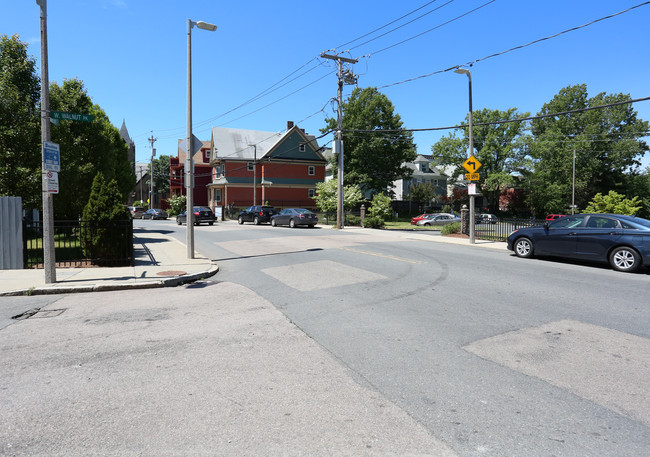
[545,214,566,221]
[411,213,435,225]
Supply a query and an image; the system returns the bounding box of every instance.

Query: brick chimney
[287,121,294,131]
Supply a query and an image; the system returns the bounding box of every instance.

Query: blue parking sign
[43,141,60,172]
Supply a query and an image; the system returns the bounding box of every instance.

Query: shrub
[368,193,392,220]
[362,216,384,228]
[441,222,461,235]
[81,173,132,266]
[167,194,187,216]
[346,214,361,226]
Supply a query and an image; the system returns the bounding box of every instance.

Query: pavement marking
[338,246,427,264]
[261,260,387,292]
[463,320,650,426]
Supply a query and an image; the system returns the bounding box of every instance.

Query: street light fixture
[186,18,216,259]
[454,67,475,244]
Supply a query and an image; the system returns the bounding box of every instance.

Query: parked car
[271,208,318,228]
[507,213,650,272]
[142,208,168,220]
[411,213,436,225]
[416,214,461,226]
[127,206,145,219]
[176,206,216,226]
[476,213,498,224]
[545,214,566,221]
[238,205,278,225]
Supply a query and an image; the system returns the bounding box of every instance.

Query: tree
[152,154,171,199]
[50,78,135,219]
[528,84,649,216]
[407,182,438,211]
[313,179,364,213]
[367,192,392,219]
[583,191,642,215]
[167,194,186,216]
[323,87,417,195]
[431,107,529,213]
[81,173,132,266]
[0,35,41,208]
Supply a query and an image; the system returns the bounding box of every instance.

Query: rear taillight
[259,211,264,216]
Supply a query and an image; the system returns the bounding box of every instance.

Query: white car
[416,214,461,226]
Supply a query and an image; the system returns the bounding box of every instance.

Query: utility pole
[320,52,357,230]
[148,133,157,208]
[37,0,56,283]
[248,144,257,206]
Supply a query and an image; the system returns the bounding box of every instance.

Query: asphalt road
[2,219,648,456]
[177,219,649,457]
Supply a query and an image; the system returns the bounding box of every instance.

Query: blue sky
[4,0,650,168]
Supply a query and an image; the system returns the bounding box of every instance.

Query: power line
[342,96,650,134]
[380,1,650,89]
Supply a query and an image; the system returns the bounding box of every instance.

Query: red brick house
[207,122,326,213]
[169,139,212,207]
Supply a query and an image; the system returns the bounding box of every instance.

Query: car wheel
[254,216,260,225]
[289,219,296,228]
[609,246,640,272]
[177,219,182,225]
[271,219,277,227]
[308,225,314,228]
[238,216,244,225]
[209,221,214,226]
[514,237,534,258]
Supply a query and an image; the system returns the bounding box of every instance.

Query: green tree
[323,87,417,195]
[152,154,171,199]
[583,190,642,215]
[50,78,135,219]
[528,84,649,216]
[367,192,392,219]
[313,179,364,213]
[431,107,529,213]
[81,173,132,266]
[0,35,41,207]
[407,182,438,211]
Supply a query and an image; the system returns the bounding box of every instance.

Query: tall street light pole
[36,0,56,283]
[186,19,216,259]
[454,67,475,244]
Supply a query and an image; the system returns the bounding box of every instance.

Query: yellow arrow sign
[462,155,482,173]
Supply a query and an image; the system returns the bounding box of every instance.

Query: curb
[0,265,219,297]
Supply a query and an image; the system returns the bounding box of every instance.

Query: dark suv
[238,205,278,225]
[176,206,216,226]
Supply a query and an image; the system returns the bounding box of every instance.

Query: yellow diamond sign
[462,155,482,173]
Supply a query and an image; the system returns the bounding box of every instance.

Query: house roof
[210,125,323,162]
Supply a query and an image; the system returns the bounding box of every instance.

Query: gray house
[392,154,447,202]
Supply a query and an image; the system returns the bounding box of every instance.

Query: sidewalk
[0,228,218,296]
[0,222,506,297]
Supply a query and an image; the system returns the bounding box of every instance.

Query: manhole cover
[156,270,187,277]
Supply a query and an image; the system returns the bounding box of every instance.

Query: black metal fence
[474,217,544,242]
[23,219,134,269]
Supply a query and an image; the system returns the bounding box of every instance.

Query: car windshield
[295,209,311,214]
[549,215,584,228]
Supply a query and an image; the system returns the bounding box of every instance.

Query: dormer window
[299,144,306,152]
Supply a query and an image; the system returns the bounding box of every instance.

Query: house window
[308,165,315,176]
[215,189,221,203]
[308,189,315,198]
[247,162,254,171]
[299,144,306,152]
[203,149,210,162]
[215,165,223,178]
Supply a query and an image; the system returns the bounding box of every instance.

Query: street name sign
[43,141,60,172]
[462,155,482,173]
[50,111,93,122]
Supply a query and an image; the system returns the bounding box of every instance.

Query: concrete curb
[0,265,219,297]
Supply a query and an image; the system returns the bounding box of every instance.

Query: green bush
[346,215,361,226]
[441,222,461,235]
[81,173,132,266]
[167,194,187,216]
[362,216,384,228]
